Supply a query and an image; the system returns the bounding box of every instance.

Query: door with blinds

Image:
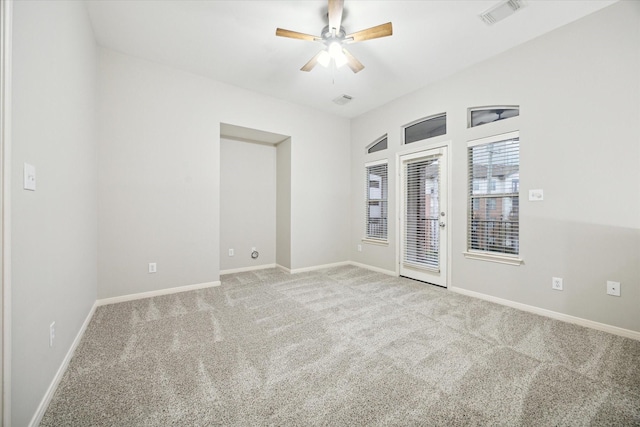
[400,147,448,287]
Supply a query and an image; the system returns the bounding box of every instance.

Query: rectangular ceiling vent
[333,94,353,106]
[480,0,526,25]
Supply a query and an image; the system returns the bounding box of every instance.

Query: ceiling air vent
[333,94,353,106]
[480,0,526,25]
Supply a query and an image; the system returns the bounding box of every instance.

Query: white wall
[220,138,276,271]
[11,1,98,425]
[351,1,640,332]
[98,49,351,298]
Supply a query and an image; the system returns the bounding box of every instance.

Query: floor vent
[480,0,526,25]
[333,94,353,106]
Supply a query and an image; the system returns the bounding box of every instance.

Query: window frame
[364,159,389,245]
[464,131,523,266]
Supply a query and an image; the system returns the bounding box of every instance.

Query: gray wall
[220,138,276,271]
[97,49,351,298]
[276,138,292,269]
[11,1,98,425]
[351,1,640,332]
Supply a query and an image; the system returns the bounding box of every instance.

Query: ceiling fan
[276,0,392,73]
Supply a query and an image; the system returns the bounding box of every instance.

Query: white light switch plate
[529,189,543,201]
[24,163,36,191]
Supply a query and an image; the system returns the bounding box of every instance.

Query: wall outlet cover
[24,163,36,191]
[529,189,543,201]
[606,281,621,297]
[552,277,563,290]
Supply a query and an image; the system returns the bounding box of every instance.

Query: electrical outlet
[529,189,544,201]
[228,249,234,257]
[49,321,55,348]
[607,281,621,297]
[148,262,157,273]
[552,277,563,291]
[357,244,362,252]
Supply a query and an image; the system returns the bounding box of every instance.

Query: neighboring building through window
[365,161,388,241]
[468,106,519,128]
[404,113,446,144]
[367,135,388,154]
[468,131,520,256]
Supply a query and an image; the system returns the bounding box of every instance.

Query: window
[468,106,519,128]
[404,114,446,144]
[365,161,388,241]
[467,131,520,259]
[367,135,388,154]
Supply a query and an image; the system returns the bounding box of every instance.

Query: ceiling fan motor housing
[321,25,347,44]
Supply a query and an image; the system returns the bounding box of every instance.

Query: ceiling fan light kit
[276,0,392,73]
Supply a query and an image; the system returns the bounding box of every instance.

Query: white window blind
[404,156,440,269]
[366,161,388,241]
[468,134,519,256]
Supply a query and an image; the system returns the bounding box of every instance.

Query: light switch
[529,189,543,201]
[23,163,36,191]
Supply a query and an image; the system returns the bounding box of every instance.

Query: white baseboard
[284,261,351,274]
[450,286,640,341]
[276,264,291,273]
[29,301,98,427]
[275,261,396,277]
[349,261,397,277]
[220,263,276,275]
[97,281,220,306]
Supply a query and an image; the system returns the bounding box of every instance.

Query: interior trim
[28,302,97,427]
[1,1,13,424]
[220,264,277,275]
[450,286,640,341]
[96,281,221,306]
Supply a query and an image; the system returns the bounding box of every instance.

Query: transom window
[404,113,446,144]
[367,135,388,154]
[468,106,519,128]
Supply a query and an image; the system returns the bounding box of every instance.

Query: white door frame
[396,141,452,287]
[1,0,12,424]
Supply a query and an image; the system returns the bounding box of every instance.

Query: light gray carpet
[41,266,640,426]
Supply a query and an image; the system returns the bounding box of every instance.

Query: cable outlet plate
[552,277,563,291]
[606,281,621,297]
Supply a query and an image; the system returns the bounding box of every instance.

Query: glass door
[399,147,448,287]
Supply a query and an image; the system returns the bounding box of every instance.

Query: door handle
[439,222,446,228]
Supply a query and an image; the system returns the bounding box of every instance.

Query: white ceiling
[86,0,617,119]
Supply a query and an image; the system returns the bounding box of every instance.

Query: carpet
[41,265,640,425]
